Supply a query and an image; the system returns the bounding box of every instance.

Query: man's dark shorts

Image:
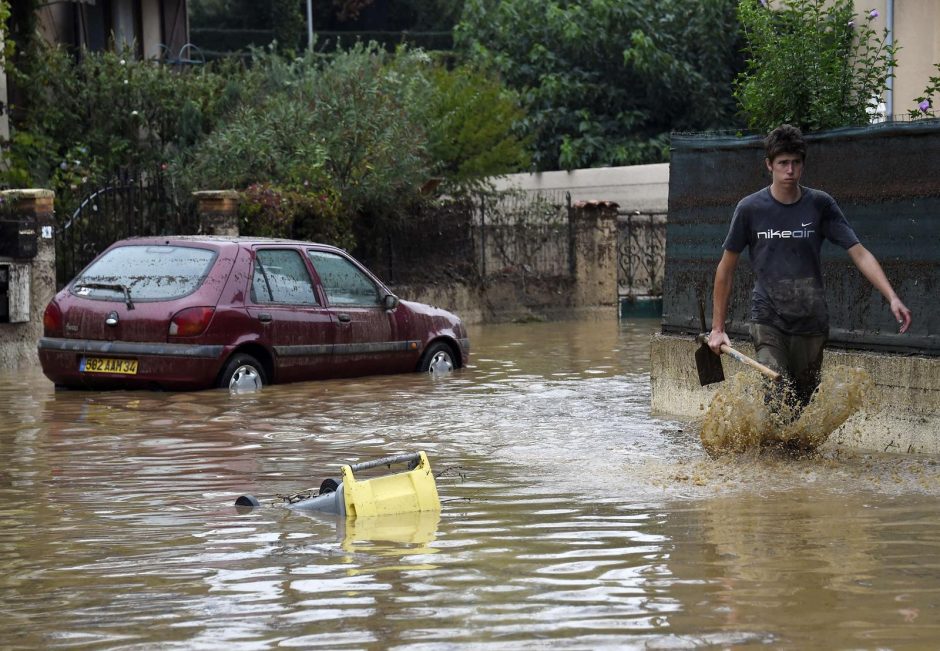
[749,323,827,408]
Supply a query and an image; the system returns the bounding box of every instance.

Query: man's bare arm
[847,243,912,333]
[708,250,740,353]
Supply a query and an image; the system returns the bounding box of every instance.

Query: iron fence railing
[617,211,666,298]
[477,189,571,279]
[55,168,199,287]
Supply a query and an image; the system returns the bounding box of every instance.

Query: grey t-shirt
[723,186,860,334]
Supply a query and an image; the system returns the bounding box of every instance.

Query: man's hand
[847,244,913,335]
[891,298,912,334]
[707,330,731,355]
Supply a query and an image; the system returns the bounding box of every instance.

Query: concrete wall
[651,334,940,454]
[490,163,670,213]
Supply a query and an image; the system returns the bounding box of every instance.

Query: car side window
[251,249,319,305]
[307,250,381,307]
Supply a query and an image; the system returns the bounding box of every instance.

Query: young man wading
[707,124,913,423]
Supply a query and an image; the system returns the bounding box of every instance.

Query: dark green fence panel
[662,120,940,355]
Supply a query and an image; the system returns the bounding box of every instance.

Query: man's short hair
[764,124,806,162]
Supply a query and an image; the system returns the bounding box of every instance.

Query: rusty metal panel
[662,120,940,355]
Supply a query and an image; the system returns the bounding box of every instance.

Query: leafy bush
[3,34,530,251]
[178,43,435,241]
[909,62,940,119]
[426,64,531,192]
[735,0,898,132]
[2,44,237,195]
[455,0,743,169]
[238,183,352,248]
[179,98,330,192]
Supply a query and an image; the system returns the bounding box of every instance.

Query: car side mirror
[383,294,399,310]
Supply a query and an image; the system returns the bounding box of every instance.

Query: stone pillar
[571,200,619,312]
[0,189,56,368]
[193,190,240,236]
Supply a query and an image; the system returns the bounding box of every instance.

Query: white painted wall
[489,163,670,214]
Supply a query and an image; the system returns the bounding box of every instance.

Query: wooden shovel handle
[718,344,782,381]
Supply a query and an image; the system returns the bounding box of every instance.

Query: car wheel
[219,354,266,391]
[418,342,455,375]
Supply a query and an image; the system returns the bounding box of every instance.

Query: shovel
[695,300,781,386]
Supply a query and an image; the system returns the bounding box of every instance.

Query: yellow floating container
[286,451,441,517]
[340,451,440,517]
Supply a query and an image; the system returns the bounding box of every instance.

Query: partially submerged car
[38,236,469,391]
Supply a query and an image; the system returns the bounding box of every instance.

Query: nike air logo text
[756,228,815,239]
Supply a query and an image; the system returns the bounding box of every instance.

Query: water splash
[700,365,873,456]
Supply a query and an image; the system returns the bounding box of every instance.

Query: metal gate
[55,168,200,287]
[617,210,666,316]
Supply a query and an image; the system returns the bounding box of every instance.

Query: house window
[75,0,142,57]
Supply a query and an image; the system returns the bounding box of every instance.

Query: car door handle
[258,313,272,323]
[337,313,351,323]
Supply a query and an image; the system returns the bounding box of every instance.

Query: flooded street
[2,318,939,649]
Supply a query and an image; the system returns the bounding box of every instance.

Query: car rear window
[72,245,217,301]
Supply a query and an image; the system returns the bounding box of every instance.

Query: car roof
[110,235,348,254]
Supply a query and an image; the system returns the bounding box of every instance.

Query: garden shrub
[735,0,898,132]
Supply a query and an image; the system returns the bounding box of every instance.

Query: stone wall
[0,190,56,369]
[393,201,621,324]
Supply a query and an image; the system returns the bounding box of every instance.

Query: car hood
[398,299,465,335]
[400,298,460,320]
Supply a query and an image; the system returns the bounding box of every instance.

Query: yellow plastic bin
[289,451,440,517]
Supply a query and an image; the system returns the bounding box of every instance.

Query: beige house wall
[868,0,940,116]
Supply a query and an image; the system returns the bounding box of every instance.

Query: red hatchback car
[38,236,469,391]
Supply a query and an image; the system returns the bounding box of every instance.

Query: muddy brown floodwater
[1,318,939,649]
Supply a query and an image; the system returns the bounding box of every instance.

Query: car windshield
[72,245,217,301]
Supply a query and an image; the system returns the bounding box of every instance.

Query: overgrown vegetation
[455,0,744,170]
[734,0,898,132]
[1,33,529,249]
[0,0,929,257]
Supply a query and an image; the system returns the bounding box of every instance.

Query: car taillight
[43,301,63,337]
[168,306,215,337]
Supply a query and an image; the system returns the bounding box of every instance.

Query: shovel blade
[695,343,725,386]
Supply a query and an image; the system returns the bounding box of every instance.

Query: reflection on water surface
[1,318,938,649]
